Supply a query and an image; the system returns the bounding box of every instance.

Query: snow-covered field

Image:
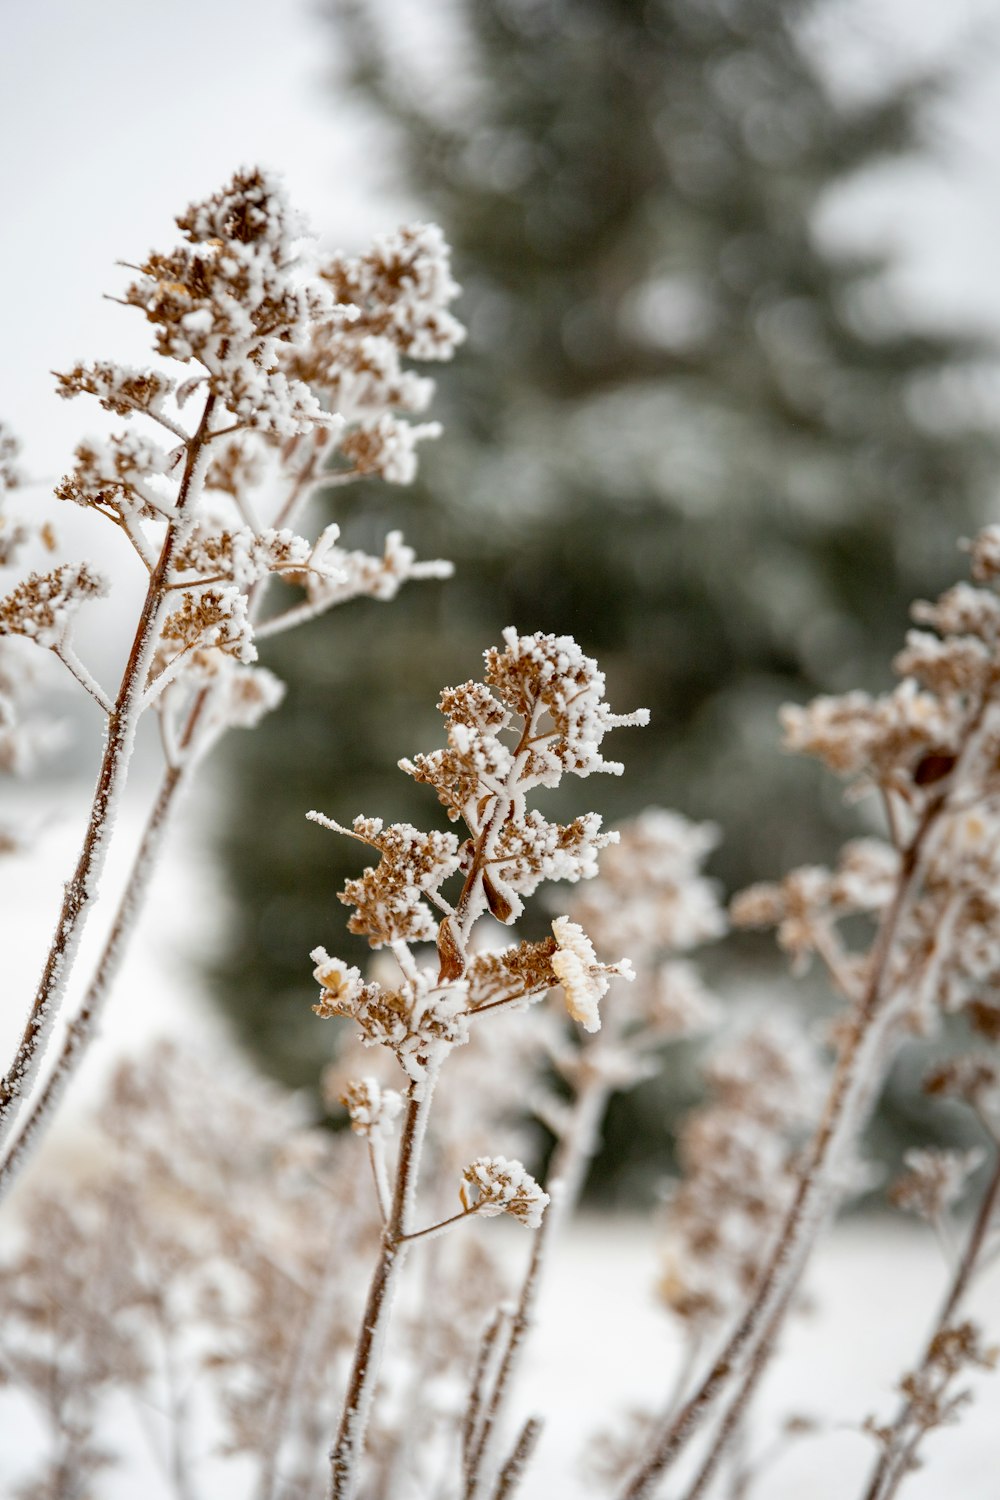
[525,1216,1000,1498]
[1,785,998,1497]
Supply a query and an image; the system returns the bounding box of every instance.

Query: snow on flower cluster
[484,626,650,784]
[397,630,649,938]
[119,168,330,440]
[0,169,465,776]
[288,219,464,483]
[0,563,109,650]
[337,1076,404,1141]
[314,815,464,951]
[459,1155,549,1229]
[307,631,645,1226]
[550,916,629,1033]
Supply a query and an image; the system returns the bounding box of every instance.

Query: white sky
[2,0,1000,461]
[2,0,1000,673]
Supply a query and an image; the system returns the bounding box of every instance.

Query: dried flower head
[119,168,329,439]
[459,1155,549,1229]
[889,1148,983,1221]
[338,1077,405,1140]
[551,915,633,1032]
[0,562,108,649]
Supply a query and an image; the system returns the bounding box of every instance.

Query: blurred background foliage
[212,0,999,1197]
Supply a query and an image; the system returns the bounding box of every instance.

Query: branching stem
[620,792,946,1498]
[0,393,217,1154]
[328,1080,437,1500]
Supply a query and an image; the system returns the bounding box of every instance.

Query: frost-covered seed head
[459,1156,549,1229]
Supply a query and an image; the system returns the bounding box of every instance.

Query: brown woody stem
[328,1083,435,1500]
[0,433,327,1196]
[0,393,217,1154]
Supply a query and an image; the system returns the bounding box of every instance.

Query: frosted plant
[541,807,727,1215]
[459,808,727,1496]
[0,1045,382,1500]
[309,627,647,1499]
[621,531,1000,1499]
[658,1015,821,1341]
[0,168,463,1196]
[855,1029,1000,1499]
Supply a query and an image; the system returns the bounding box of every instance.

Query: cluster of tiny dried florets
[733,533,1000,1039]
[864,1323,998,1479]
[0,1046,380,1498]
[732,837,900,982]
[311,630,646,1500]
[459,1155,549,1229]
[311,629,646,1091]
[0,170,466,1226]
[640,529,1000,1500]
[565,807,725,1035]
[506,808,726,1256]
[889,1146,983,1223]
[1,168,463,779]
[289,222,464,483]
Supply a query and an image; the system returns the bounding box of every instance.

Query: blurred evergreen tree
[212,0,997,1186]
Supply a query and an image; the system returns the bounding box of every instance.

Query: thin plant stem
[464,1017,629,1499]
[0,392,217,1153]
[464,1189,557,1500]
[0,760,184,1196]
[619,793,945,1499]
[0,438,337,1197]
[256,1201,345,1500]
[679,1291,792,1500]
[463,1308,509,1487]
[328,1080,437,1500]
[490,1416,542,1500]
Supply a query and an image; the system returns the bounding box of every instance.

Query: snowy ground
[1,786,998,1497]
[524,1216,1000,1499]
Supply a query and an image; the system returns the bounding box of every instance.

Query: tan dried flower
[338,1078,404,1140]
[551,916,634,1032]
[459,1155,549,1229]
[0,562,108,649]
[159,586,255,665]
